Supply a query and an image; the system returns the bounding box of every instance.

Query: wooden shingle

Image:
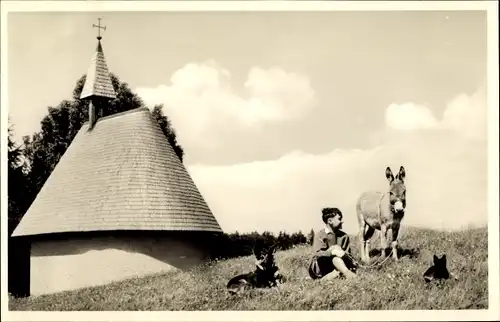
[80,41,116,100]
[12,108,223,237]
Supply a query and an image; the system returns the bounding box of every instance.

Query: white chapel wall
[30,235,208,296]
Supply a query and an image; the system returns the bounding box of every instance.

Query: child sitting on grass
[308,207,357,280]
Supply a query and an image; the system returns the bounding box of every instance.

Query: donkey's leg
[358,224,366,263]
[391,224,400,261]
[364,226,375,263]
[380,224,388,259]
[387,226,393,251]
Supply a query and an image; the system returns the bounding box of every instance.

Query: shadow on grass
[368,247,421,259]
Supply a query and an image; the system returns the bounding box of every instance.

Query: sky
[7,10,489,235]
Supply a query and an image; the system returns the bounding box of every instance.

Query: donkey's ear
[433,254,438,263]
[398,166,406,181]
[440,254,447,264]
[386,167,394,182]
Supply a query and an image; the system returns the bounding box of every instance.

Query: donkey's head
[385,166,406,215]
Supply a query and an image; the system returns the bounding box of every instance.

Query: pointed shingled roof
[80,39,116,100]
[12,108,223,237]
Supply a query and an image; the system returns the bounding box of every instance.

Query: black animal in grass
[423,254,453,282]
[227,244,285,294]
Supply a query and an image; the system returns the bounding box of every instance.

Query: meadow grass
[9,226,488,311]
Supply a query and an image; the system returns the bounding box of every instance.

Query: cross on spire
[93,18,106,40]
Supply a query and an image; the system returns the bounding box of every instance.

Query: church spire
[80,18,116,130]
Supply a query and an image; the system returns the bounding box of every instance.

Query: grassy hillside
[9,226,488,311]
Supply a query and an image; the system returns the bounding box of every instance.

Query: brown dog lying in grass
[226,244,285,294]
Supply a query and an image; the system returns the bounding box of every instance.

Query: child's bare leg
[321,270,340,281]
[332,257,356,278]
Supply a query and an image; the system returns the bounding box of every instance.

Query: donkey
[226,244,284,294]
[356,166,407,264]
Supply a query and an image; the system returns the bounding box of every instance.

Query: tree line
[209,230,314,260]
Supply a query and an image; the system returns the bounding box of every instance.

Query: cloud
[135,61,316,152]
[385,102,439,131]
[441,85,487,140]
[244,67,316,121]
[189,136,487,235]
[385,85,487,141]
[186,86,488,235]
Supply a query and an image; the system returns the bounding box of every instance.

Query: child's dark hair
[322,207,342,223]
